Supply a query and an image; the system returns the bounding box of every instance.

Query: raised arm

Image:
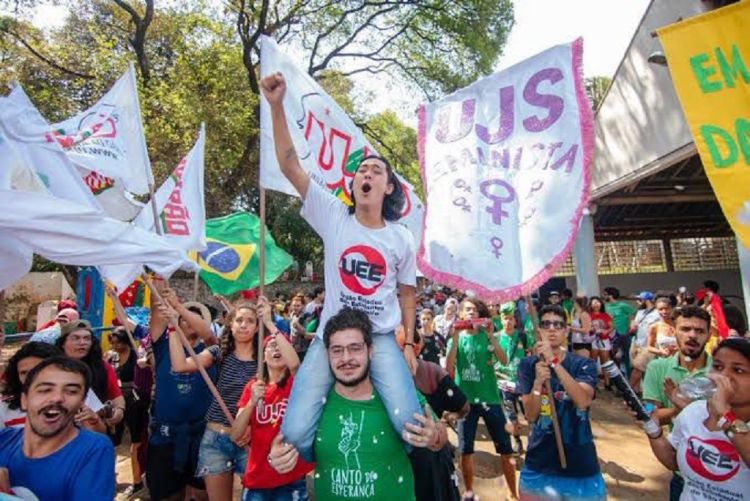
[260,72,310,199]
[168,325,215,373]
[258,296,300,375]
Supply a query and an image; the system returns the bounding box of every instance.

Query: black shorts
[457,403,513,455]
[146,441,205,500]
[124,395,150,441]
[572,342,592,352]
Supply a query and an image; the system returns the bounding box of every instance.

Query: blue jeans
[281,332,422,462]
[242,478,308,501]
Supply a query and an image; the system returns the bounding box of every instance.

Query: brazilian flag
[191,212,293,295]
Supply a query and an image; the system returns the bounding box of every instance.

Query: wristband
[548,356,559,368]
[647,428,664,440]
[404,342,415,348]
[718,410,737,430]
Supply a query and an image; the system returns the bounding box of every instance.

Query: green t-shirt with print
[448,329,501,405]
[314,389,415,501]
[496,329,535,383]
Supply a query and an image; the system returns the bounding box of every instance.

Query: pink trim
[416,38,594,302]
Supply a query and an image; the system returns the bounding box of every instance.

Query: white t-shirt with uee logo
[669,401,750,500]
[301,181,416,337]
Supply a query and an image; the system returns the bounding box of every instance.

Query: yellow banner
[658,2,750,247]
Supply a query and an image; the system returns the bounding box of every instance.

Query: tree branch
[0,27,95,79]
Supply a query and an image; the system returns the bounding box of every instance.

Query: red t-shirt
[237,376,314,489]
[104,362,123,400]
[590,312,613,339]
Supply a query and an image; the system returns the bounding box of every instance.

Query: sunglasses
[539,320,566,330]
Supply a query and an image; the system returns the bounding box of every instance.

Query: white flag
[418,40,593,301]
[259,35,424,243]
[0,86,104,211]
[0,128,197,289]
[0,84,143,221]
[48,64,153,195]
[101,125,207,289]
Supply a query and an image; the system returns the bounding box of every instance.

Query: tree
[1,0,515,268]
[585,75,612,112]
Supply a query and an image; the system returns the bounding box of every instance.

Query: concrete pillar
[737,238,750,325]
[573,209,601,296]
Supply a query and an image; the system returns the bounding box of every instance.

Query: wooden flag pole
[257,188,267,382]
[525,295,567,469]
[144,274,234,425]
[103,282,140,352]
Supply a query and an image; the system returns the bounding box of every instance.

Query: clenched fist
[260,72,287,105]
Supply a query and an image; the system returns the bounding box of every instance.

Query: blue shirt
[0,427,114,501]
[151,331,217,438]
[517,354,600,477]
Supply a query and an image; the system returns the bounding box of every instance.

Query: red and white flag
[48,64,153,195]
[259,35,424,244]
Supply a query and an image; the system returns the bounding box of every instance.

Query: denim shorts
[242,478,309,501]
[519,468,606,500]
[196,427,249,477]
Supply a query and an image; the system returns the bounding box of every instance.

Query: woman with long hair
[56,320,124,435]
[570,296,593,358]
[645,338,750,497]
[589,296,615,389]
[168,299,261,500]
[230,302,313,500]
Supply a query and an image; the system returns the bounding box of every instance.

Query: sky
[9,0,652,120]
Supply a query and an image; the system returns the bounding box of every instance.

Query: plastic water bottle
[677,376,717,400]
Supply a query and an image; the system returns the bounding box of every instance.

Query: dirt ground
[111,388,671,500]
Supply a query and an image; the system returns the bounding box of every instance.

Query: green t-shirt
[496,329,535,383]
[448,329,501,405]
[605,301,636,336]
[314,389,415,501]
[642,354,713,410]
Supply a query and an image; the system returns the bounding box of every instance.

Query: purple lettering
[435,99,475,143]
[476,86,515,144]
[523,68,565,132]
[549,144,579,173]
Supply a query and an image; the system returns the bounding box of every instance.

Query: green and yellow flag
[191,212,293,295]
[658,2,750,247]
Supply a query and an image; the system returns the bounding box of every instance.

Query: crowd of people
[0,70,747,501]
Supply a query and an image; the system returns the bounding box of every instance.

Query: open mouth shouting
[361,182,372,195]
[40,405,67,426]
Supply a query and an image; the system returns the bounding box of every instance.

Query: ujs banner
[418,39,593,301]
[658,2,750,248]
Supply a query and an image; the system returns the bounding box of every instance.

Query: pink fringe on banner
[416,37,594,302]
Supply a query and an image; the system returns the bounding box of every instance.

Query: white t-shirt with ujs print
[669,400,750,500]
[301,180,416,337]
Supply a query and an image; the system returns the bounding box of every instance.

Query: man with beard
[267,307,440,500]
[0,357,114,500]
[642,306,712,501]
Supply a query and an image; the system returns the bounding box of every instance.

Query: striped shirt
[205,350,258,426]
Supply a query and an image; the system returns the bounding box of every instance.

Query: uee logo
[685,436,740,482]
[339,245,386,296]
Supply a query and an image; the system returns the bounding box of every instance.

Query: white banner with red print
[417,40,593,301]
[259,35,424,244]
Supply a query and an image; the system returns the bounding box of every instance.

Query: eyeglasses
[539,320,566,330]
[328,342,366,358]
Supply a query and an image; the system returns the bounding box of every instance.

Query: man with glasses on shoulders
[517,304,606,500]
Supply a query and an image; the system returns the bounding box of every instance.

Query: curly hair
[323,307,373,349]
[2,342,63,410]
[347,155,405,222]
[220,301,258,360]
